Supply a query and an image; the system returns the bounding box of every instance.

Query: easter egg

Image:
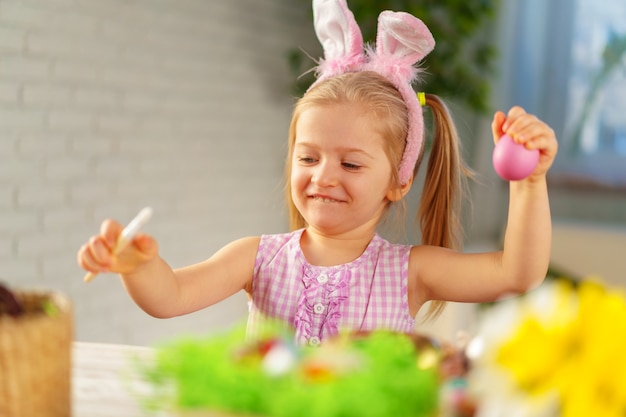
[262,341,298,376]
[492,134,539,181]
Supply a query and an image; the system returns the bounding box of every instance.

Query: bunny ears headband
[309,0,435,184]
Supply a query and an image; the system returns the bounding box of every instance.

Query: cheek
[290,166,308,193]
[372,166,394,193]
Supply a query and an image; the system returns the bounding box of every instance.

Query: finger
[132,233,158,257]
[509,120,556,149]
[505,115,541,140]
[502,107,533,139]
[90,235,116,266]
[503,106,528,130]
[526,132,558,155]
[510,123,547,145]
[77,240,109,273]
[491,111,507,143]
[100,219,123,248]
[77,244,94,271]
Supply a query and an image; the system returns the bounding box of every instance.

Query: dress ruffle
[294,265,351,345]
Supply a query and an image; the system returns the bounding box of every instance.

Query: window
[499,0,626,189]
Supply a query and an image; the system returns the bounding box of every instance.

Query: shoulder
[227,235,262,252]
[258,229,303,256]
[371,234,412,258]
[408,244,439,275]
[358,235,412,273]
[409,244,456,264]
[407,244,460,304]
[211,236,261,268]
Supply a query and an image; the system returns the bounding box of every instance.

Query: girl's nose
[311,161,338,187]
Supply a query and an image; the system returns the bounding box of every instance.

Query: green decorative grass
[138,327,440,417]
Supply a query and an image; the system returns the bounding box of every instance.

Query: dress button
[317,273,329,284]
[309,336,321,346]
[313,303,325,314]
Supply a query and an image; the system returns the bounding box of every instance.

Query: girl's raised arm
[410,107,558,308]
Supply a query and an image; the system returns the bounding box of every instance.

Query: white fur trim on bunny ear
[311,0,366,83]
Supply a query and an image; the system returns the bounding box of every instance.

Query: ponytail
[418,94,473,319]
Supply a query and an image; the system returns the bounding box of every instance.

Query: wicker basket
[0,289,73,417]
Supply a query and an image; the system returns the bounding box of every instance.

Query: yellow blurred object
[473,278,626,417]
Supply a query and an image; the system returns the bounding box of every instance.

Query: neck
[300,227,376,266]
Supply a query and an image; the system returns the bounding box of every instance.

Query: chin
[304,219,350,235]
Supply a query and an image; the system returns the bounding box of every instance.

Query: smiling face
[285,71,414,233]
[290,102,398,237]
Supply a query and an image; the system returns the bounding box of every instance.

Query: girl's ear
[386,176,413,202]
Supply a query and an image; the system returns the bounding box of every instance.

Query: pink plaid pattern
[247,229,415,346]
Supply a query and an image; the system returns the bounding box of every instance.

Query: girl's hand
[77,219,158,276]
[491,106,558,180]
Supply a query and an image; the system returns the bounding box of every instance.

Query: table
[72,342,170,417]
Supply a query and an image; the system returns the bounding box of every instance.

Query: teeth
[312,196,339,203]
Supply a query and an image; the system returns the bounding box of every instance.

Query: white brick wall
[0,0,319,345]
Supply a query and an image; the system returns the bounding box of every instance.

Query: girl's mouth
[309,194,343,203]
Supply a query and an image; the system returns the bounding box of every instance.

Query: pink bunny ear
[366,11,435,184]
[311,0,366,84]
[368,11,435,85]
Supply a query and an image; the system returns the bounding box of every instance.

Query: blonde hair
[285,71,471,318]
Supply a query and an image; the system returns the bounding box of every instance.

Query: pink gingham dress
[246,229,415,346]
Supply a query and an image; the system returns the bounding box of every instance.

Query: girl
[77,0,558,346]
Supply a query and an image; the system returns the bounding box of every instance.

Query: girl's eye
[298,157,317,164]
[342,162,361,170]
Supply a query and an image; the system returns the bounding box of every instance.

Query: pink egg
[492,134,539,181]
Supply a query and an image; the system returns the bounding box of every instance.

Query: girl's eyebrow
[294,141,376,160]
